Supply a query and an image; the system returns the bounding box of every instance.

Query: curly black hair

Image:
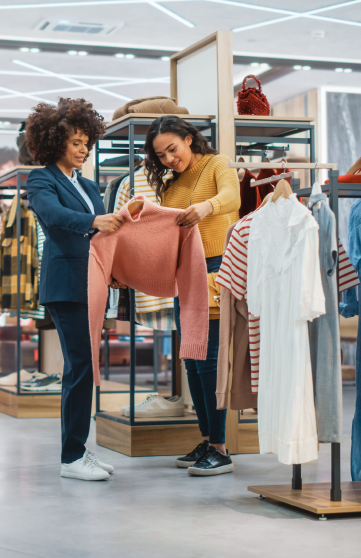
[144,115,217,201]
[26,97,106,165]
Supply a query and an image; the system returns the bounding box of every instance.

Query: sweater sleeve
[208,161,240,217]
[177,227,209,361]
[216,286,236,409]
[88,249,111,386]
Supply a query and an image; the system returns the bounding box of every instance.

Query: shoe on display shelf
[61,453,110,481]
[175,440,209,468]
[0,370,46,386]
[21,374,62,391]
[85,448,114,474]
[121,395,185,418]
[187,446,234,476]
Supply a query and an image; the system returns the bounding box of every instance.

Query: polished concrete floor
[0,387,360,558]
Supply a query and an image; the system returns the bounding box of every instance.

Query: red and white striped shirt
[216,213,259,394]
[216,215,359,395]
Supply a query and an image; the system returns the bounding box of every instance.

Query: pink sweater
[88,196,209,385]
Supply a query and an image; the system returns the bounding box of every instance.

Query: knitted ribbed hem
[216,392,228,410]
[180,342,207,361]
[203,238,225,258]
[141,279,177,298]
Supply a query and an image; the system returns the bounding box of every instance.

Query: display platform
[96,410,202,457]
[248,482,361,518]
[0,386,61,418]
[96,407,260,457]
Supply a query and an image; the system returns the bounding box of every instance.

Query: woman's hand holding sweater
[91,214,124,233]
[177,201,213,228]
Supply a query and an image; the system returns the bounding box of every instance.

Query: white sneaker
[61,453,110,481]
[85,449,114,474]
[121,395,185,418]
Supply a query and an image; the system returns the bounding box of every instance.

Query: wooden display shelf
[96,408,260,457]
[96,411,202,457]
[234,115,314,122]
[248,482,361,518]
[0,386,61,418]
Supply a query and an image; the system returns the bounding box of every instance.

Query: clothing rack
[0,167,62,418]
[230,160,361,518]
[250,171,297,188]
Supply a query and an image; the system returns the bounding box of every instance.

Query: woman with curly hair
[144,115,240,476]
[26,98,124,481]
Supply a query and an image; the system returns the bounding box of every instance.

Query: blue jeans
[174,255,226,444]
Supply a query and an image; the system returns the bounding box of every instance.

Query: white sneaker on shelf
[85,449,114,474]
[61,452,110,481]
[121,395,185,418]
[0,370,44,386]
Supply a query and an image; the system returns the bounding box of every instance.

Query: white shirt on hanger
[247,194,325,465]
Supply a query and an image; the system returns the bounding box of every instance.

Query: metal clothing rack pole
[129,121,136,428]
[16,172,21,396]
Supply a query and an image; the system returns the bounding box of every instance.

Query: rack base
[248,482,361,517]
[0,386,61,418]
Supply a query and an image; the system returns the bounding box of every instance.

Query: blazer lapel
[46,164,92,214]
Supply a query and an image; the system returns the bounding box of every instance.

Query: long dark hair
[144,115,217,200]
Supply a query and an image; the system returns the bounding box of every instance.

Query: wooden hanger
[347,157,361,175]
[259,192,273,208]
[271,179,293,203]
[128,198,144,215]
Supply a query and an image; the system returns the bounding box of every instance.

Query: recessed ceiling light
[19,47,30,53]
[335,68,344,72]
[293,65,302,70]
[4,122,11,126]
[125,54,135,59]
[260,63,269,68]
[115,53,125,58]
[251,62,259,67]
[303,66,311,70]
[78,51,88,56]
[344,68,353,73]
[67,50,77,55]
[161,56,170,61]
[30,48,40,53]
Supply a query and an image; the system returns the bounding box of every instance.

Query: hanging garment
[308,193,342,443]
[216,212,260,394]
[339,198,361,481]
[88,196,209,385]
[21,218,45,320]
[247,194,325,465]
[239,169,257,218]
[136,308,175,330]
[216,221,257,411]
[0,195,39,311]
[114,167,175,329]
[103,175,127,213]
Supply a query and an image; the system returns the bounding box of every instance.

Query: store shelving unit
[95,113,217,456]
[0,166,61,418]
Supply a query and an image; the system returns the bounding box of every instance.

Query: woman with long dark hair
[144,115,240,475]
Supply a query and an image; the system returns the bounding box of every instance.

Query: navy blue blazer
[27,163,105,305]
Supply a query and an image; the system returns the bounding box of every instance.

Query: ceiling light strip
[13,59,133,102]
[146,1,195,27]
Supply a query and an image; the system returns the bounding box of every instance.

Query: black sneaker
[175,440,209,468]
[188,446,234,476]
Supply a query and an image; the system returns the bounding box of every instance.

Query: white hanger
[311,163,322,209]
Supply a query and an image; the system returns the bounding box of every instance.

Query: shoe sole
[187,463,234,476]
[22,385,61,391]
[61,472,109,481]
[122,410,185,418]
[175,459,196,468]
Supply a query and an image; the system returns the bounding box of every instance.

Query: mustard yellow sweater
[161,154,240,258]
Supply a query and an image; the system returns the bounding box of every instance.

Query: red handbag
[237,75,270,116]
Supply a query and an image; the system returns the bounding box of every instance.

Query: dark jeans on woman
[174,255,226,444]
[47,302,93,464]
